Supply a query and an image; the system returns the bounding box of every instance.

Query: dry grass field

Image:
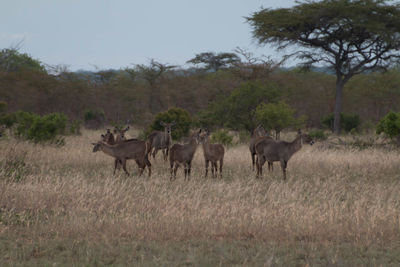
[1,129,400,266]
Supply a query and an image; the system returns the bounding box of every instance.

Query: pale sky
[1,0,297,71]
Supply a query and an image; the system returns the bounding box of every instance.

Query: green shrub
[321,113,361,133]
[376,111,400,145]
[256,101,304,139]
[196,81,282,132]
[83,109,105,129]
[149,108,192,140]
[308,129,328,141]
[210,129,233,146]
[14,111,37,138]
[8,111,67,144]
[27,113,67,143]
[0,113,17,128]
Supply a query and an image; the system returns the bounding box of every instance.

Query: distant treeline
[0,48,399,130]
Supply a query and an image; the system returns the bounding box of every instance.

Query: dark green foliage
[376,111,400,144]
[308,129,329,141]
[322,113,361,133]
[149,108,192,140]
[28,113,67,143]
[14,111,37,138]
[210,129,233,146]
[11,111,67,144]
[0,113,17,128]
[83,109,105,129]
[198,81,281,132]
[255,101,302,138]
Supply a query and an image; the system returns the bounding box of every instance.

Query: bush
[210,129,233,146]
[321,113,361,133]
[27,113,67,143]
[376,111,400,145]
[308,129,328,141]
[0,113,17,128]
[255,101,304,139]
[196,81,282,132]
[149,108,192,140]
[84,109,105,129]
[9,111,67,144]
[14,111,37,138]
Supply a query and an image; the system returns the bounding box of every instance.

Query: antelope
[199,129,224,178]
[99,127,143,174]
[148,121,175,161]
[255,130,314,180]
[92,139,151,177]
[114,126,131,143]
[249,125,273,171]
[169,129,201,181]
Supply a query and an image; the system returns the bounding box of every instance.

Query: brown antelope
[99,127,144,174]
[249,125,273,171]
[255,130,314,180]
[92,139,151,177]
[169,129,201,181]
[114,126,131,143]
[199,129,224,178]
[148,121,175,161]
[101,127,138,168]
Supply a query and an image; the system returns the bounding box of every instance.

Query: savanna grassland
[1,130,400,266]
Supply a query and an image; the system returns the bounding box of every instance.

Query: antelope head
[160,121,176,136]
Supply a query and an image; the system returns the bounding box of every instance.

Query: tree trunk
[333,78,344,134]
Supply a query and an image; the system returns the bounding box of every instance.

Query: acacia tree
[247,0,400,134]
[187,51,241,72]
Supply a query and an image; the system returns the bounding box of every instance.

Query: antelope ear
[106,129,111,133]
[125,126,130,131]
[101,134,105,138]
[297,129,302,135]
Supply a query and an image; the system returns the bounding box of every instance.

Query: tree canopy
[256,101,302,139]
[0,48,46,73]
[247,0,400,134]
[197,81,281,132]
[187,51,241,72]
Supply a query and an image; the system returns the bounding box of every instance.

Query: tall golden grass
[1,130,400,252]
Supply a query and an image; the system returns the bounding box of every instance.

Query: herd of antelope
[91,123,314,180]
